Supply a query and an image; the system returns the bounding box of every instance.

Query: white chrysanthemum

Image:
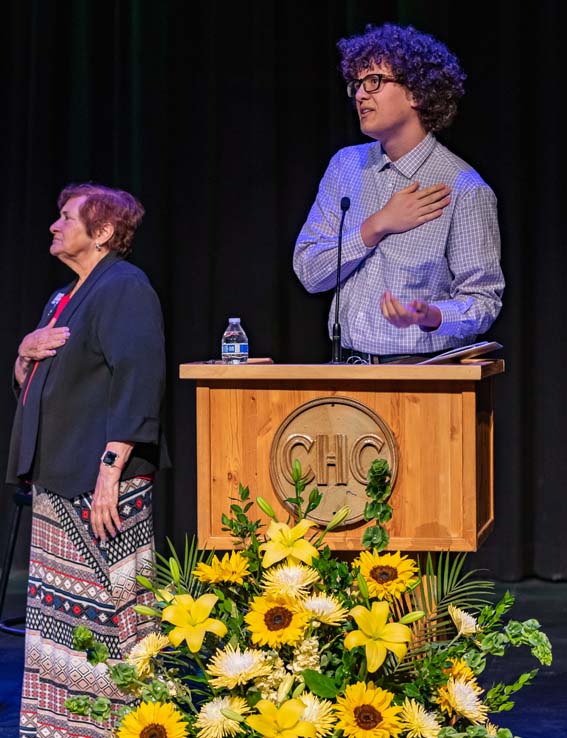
[207,645,272,688]
[299,693,336,738]
[485,722,499,736]
[437,677,488,724]
[126,632,170,678]
[261,563,319,597]
[195,696,249,738]
[302,594,349,625]
[400,697,441,738]
[448,604,478,637]
[288,636,321,674]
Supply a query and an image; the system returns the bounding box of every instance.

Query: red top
[22,293,72,406]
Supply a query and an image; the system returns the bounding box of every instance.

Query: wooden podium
[179,361,504,552]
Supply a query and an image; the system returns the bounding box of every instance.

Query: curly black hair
[337,23,466,133]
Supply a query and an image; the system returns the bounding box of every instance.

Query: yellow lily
[344,601,411,672]
[260,520,319,568]
[246,699,316,738]
[162,593,227,653]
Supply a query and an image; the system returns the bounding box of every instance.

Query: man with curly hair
[294,24,504,362]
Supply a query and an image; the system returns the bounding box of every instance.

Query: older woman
[6,183,168,738]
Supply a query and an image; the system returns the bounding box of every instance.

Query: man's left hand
[380,291,441,330]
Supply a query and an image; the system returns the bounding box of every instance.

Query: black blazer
[6,253,169,498]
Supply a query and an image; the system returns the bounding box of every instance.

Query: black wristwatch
[100,450,120,467]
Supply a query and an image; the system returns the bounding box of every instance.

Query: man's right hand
[361,181,451,247]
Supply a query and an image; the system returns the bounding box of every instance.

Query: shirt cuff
[426,298,474,336]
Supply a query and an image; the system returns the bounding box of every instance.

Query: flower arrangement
[68,460,552,738]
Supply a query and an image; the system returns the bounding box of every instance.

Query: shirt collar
[377,133,437,177]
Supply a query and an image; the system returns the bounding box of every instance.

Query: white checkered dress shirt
[294,134,504,355]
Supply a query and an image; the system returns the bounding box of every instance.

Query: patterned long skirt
[20,477,156,738]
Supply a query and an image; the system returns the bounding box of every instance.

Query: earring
[95,242,102,251]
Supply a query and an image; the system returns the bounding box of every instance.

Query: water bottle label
[222,343,248,354]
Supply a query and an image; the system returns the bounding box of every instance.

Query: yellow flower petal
[277,700,307,729]
[254,700,280,721]
[287,539,319,565]
[290,519,316,539]
[204,618,228,639]
[247,715,278,736]
[350,602,387,635]
[385,640,408,662]
[365,640,388,672]
[344,630,368,650]
[191,594,220,620]
[163,603,192,627]
[262,542,293,568]
[380,622,412,643]
[185,626,207,653]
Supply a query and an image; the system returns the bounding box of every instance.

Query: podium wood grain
[180,361,504,552]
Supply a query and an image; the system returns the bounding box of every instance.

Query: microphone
[331,196,351,363]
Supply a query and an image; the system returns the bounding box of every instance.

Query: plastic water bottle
[221,318,249,364]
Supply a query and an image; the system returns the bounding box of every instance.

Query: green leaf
[86,641,110,666]
[72,625,95,651]
[301,669,339,698]
[64,695,92,716]
[90,696,112,722]
[108,663,138,690]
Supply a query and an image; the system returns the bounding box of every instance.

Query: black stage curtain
[1,1,566,581]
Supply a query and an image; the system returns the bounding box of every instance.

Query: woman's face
[49,196,94,263]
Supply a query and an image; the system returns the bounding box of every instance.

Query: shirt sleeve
[94,274,166,444]
[429,185,505,338]
[293,150,374,293]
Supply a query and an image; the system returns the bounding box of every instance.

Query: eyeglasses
[346,73,398,98]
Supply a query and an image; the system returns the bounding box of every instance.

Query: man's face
[354,62,420,143]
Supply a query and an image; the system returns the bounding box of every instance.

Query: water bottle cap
[228,317,240,322]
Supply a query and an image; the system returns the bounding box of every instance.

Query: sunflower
[116,701,188,738]
[447,605,478,637]
[344,601,412,672]
[436,677,488,724]
[353,551,418,601]
[245,593,309,647]
[246,699,316,738]
[302,594,349,625]
[259,520,319,568]
[162,593,227,652]
[335,682,402,738]
[299,693,337,738]
[399,698,441,738]
[195,696,249,738]
[193,552,250,585]
[207,644,272,688]
[127,633,171,678]
[261,563,320,597]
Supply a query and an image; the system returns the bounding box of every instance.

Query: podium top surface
[179,359,505,382]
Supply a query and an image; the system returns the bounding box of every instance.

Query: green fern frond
[152,536,210,595]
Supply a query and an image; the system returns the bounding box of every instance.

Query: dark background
[1,0,565,582]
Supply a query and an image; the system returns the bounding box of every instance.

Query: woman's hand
[15,317,70,384]
[91,465,122,542]
[90,441,134,541]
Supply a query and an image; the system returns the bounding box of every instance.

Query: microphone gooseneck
[331,196,351,363]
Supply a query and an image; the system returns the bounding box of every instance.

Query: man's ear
[406,88,419,109]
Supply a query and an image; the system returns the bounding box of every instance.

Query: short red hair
[57,183,145,257]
